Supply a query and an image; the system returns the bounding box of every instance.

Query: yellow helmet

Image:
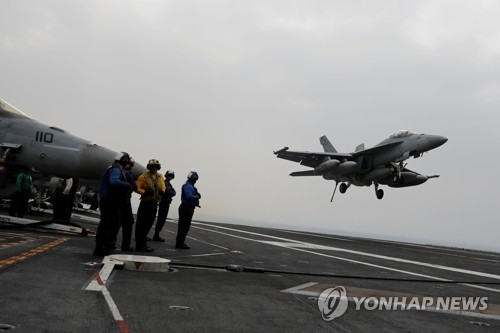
[147,159,161,170]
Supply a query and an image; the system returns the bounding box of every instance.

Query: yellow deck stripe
[0,237,69,269]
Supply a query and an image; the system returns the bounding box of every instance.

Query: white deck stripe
[102,287,124,321]
[84,257,128,331]
[85,257,121,291]
[192,222,500,281]
[188,253,225,257]
[189,224,500,294]
[267,241,500,281]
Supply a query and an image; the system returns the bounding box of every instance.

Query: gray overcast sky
[2,1,499,251]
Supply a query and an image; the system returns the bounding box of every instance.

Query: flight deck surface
[1,212,499,332]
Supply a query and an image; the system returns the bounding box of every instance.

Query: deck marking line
[85,257,129,333]
[191,222,500,281]
[0,237,68,269]
[189,224,500,294]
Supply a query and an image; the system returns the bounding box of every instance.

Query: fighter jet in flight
[274,130,447,200]
[0,98,146,200]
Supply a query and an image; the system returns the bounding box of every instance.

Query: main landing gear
[330,181,384,201]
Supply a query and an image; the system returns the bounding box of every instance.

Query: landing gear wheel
[339,183,347,194]
[376,189,384,200]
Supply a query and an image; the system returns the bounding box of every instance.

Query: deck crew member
[153,170,176,242]
[94,152,132,256]
[119,157,138,251]
[9,168,33,218]
[135,159,165,252]
[176,171,201,249]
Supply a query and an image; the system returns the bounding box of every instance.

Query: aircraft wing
[273,147,352,168]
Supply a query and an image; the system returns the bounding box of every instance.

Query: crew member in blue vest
[153,170,176,242]
[176,171,201,249]
[119,157,138,251]
[93,152,132,256]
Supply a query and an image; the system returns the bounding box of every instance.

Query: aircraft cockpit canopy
[389,130,414,138]
[0,99,30,119]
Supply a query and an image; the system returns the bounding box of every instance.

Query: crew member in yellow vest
[134,159,166,252]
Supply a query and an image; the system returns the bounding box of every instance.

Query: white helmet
[187,171,199,180]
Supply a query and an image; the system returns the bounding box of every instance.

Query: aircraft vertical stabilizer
[319,135,337,153]
[355,143,365,152]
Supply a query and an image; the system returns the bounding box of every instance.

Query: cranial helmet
[147,159,161,170]
[187,171,199,180]
[114,152,131,165]
[165,170,175,178]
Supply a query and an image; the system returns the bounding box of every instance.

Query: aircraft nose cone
[427,135,448,150]
[130,163,147,180]
[80,144,146,180]
[79,145,118,180]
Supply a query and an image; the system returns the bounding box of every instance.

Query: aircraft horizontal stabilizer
[289,170,318,176]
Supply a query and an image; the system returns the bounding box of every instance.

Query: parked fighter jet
[274,130,447,200]
[0,98,146,199]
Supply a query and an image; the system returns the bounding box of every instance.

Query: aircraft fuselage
[0,99,146,198]
[274,130,448,199]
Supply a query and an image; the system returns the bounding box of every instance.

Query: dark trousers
[62,195,75,221]
[95,198,122,251]
[176,204,195,245]
[9,191,30,218]
[53,193,74,222]
[155,202,170,233]
[135,200,158,247]
[117,201,134,248]
[52,192,65,221]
